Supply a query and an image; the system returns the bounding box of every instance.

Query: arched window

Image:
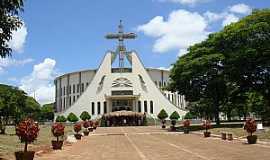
[138,101,141,112]
[144,101,148,113]
[150,101,154,114]
[97,102,101,114]
[91,102,95,115]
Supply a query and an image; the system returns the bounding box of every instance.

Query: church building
[54,22,187,123]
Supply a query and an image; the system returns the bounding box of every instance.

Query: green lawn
[0,125,73,160]
[209,127,270,141]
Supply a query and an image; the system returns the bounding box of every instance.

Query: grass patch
[209,127,270,141]
[0,125,73,160]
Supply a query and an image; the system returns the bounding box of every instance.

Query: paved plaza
[36,127,270,160]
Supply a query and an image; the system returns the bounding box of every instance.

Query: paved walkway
[36,126,270,160]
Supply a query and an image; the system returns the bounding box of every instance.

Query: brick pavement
[35,126,270,160]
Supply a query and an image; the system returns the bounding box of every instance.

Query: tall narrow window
[81,83,84,92]
[150,101,154,114]
[77,84,80,93]
[73,96,75,103]
[91,102,95,115]
[64,98,66,109]
[63,86,65,95]
[104,101,107,113]
[138,101,141,112]
[97,102,101,114]
[69,97,71,106]
[69,85,71,94]
[144,101,148,113]
[73,84,75,93]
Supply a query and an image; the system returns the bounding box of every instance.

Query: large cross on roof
[106,20,137,69]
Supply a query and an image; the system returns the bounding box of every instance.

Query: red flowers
[74,122,82,133]
[244,118,257,135]
[183,120,190,127]
[202,120,211,131]
[16,118,39,143]
[83,121,90,128]
[51,123,65,138]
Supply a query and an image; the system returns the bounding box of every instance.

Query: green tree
[67,112,79,123]
[209,9,270,122]
[41,103,54,121]
[0,0,24,58]
[56,115,67,122]
[0,84,27,134]
[169,111,180,120]
[80,111,91,121]
[157,109,168,120]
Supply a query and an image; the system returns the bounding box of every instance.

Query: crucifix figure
[106,20,137,69]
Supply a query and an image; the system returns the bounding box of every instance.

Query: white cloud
[229,3,252,15]
[7,23,27,53]
[137,9,209,54]
[0,58,33,74]
[222,14,239,26]
[160,0,209,5]
[178,48,188,57]
[19,58,57,104]
[204,11,225,23]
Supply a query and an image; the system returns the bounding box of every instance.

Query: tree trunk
[24,141,28,152]
[214,98,220,126]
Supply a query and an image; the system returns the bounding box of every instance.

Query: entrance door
[112,99,133,112]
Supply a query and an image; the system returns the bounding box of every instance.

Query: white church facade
[54,22,187,121]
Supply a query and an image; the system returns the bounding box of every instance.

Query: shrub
[83,121,90,128]
[16,118,40,152]
[157,109,168,120]
[73,122,82,133]
[67,113,79,123]
[202,120,211,132]
[89,120,94,127]
[184,112,194,119]
[169,111,180,120]
[80,111,91,121]
[244,118,257,136]
[51,123,65,141]
[183,120,190,127]
[56,115,67,122]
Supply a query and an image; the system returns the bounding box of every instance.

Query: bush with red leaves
[73,122,82,133]
[202,120,211,132]
[83,121,90,128]
[244,118,257,136]
[16,118,40,152]
[183,120,190,127]
[51,123,65,141]
[89,120,93,127]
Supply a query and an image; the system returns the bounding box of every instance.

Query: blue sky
[0,0,269,104]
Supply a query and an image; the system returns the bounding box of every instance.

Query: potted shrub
[55,115,67,123]
[73,122,82,140]
[183,119,190,134]
[157,109,168,129]
[169,111,180,131]
[15,118,39,160]
[67,112,79,123]
[202,120,211,137]
[80,111,91,135]
[244,118,257,144]
[88,120,94,132]
[83,121,90,136]
[51,122,65,150]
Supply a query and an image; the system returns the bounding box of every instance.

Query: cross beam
[106,20,137,69]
